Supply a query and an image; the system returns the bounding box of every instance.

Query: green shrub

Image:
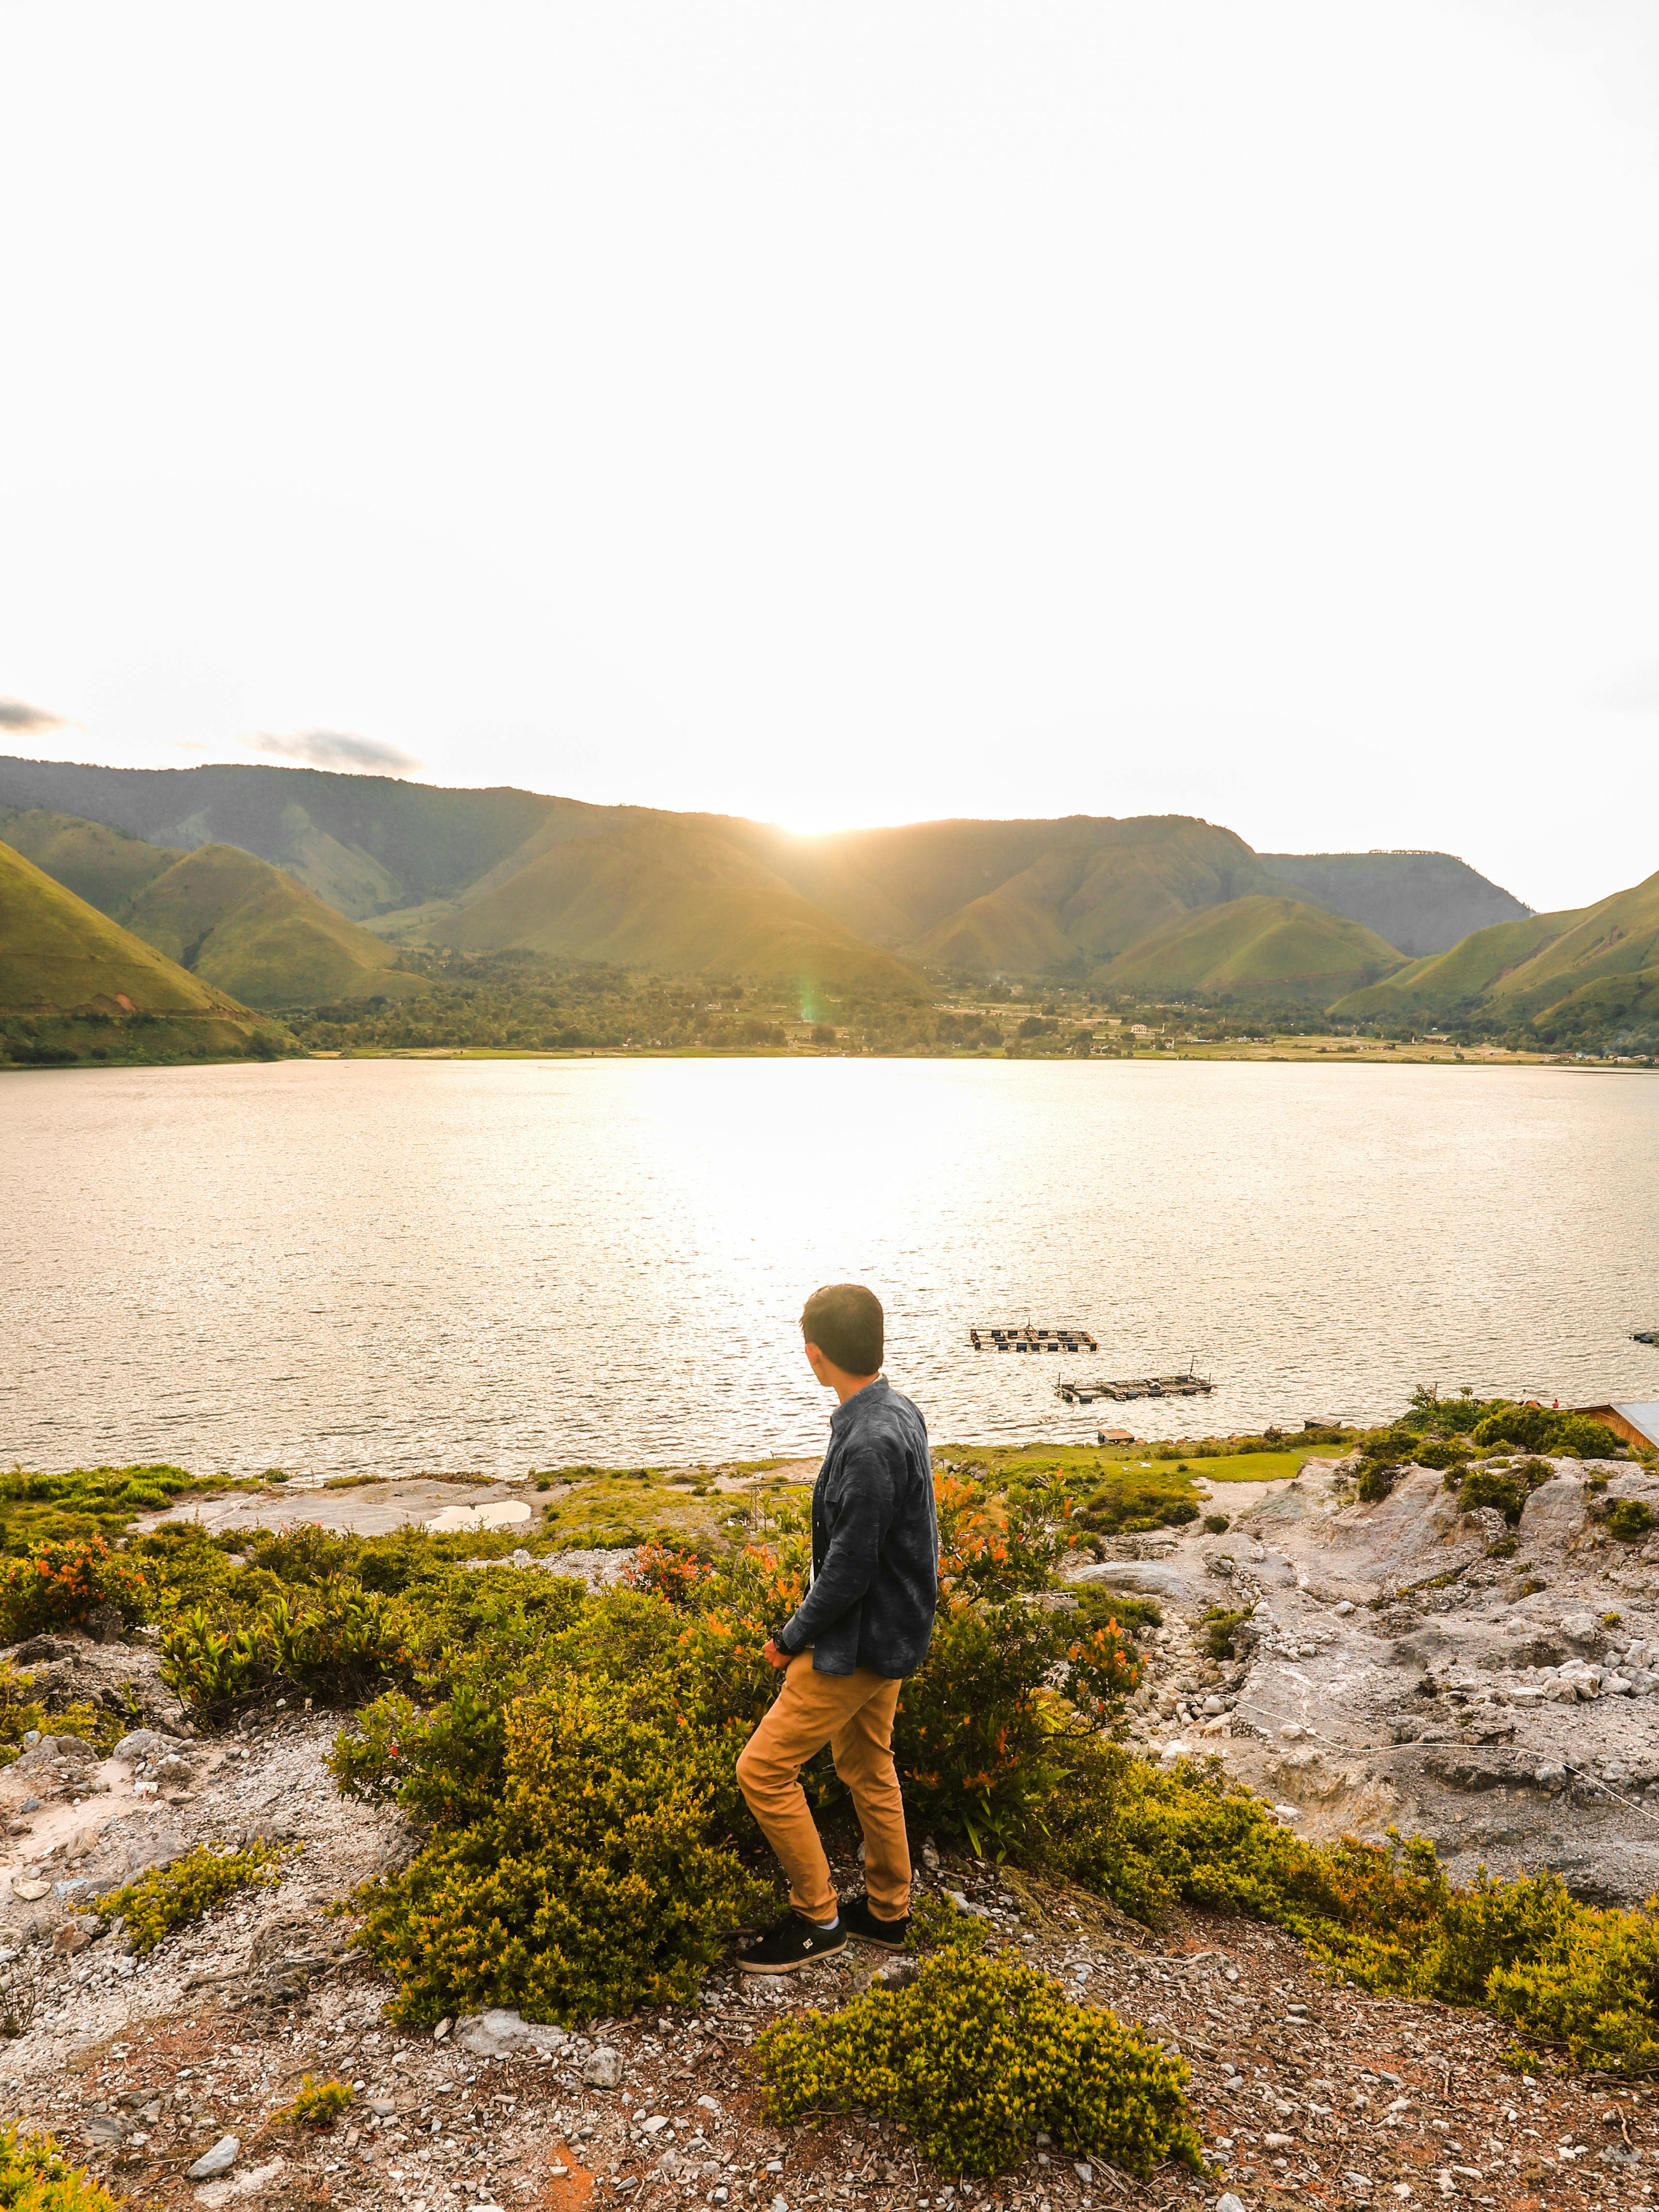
[0,2121,121,2208]
[287,2076,354,2128]
[1415,1439,1474,1471]
[1458,1470,1524,1524]
[1311,1841,1659,2071]
[0,1536,148,1643]
[1355,1464,1398,1503]
[1405,1387,1495,1436]
[96,1839,292,1954]
[892,1597,1139,1856]
[1472,1405,1617,1458]
[935,1475,1080,1595]
[161,1578,414,1717]
[1201,1513,1230,1534]
[1609,1499,1654,1542]
[127,1522,243,1615]
[903,1888,989,1956]
[1200,1607,1251,1661]
[159,1609,276,1714]
[1039,1740,1322,1923]
[335,1603,774,2025]
[757,1953,1201,2179]
[1068,1467,1202,1537]
[0,1659,113,1768]
[265,1583,414,1702]
[1039,1750,1659,2073]
[245,1524,363,1586]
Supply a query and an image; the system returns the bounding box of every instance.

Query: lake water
[3,1057,1656,1476]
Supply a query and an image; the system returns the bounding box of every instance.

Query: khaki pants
[735,1652,911,1922]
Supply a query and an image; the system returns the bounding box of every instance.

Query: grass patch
[0,1464,237,1551]
[539,1465,814,1553]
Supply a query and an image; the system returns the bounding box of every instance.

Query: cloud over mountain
[252,729,422,774]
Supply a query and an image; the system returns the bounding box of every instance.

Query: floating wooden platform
[1057,1373,1213,1403]
[969,1324,1098,1353]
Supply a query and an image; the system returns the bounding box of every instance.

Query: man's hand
[762,1638,791,1670]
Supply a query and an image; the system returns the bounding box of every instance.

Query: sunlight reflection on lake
[2,1056,1655,1475]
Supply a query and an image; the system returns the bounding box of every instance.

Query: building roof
[1614,1403,1659,1450]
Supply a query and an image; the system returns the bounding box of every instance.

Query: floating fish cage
[1058,1372,1213,1404]
[969,1324,1097,1354]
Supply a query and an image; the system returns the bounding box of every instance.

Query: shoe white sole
[736,1940,847,1975]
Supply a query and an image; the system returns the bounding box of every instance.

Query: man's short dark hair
[801,1283,884,1376]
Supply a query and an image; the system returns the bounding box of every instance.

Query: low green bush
[757,1952,1201,2178]
[1035,1749,1659,2071]
[1414,1439,1474,1471]
[903,1888,989,1955]
[1609,1499,1654,1543]
[0,1536,148,1644]
[335,1611,774,2024]
[1355,1464,1398,1503]
[0,1658,112,1768]
[0,2121,120,2208]
[1201,1512,1230,1534]
[1457,1470,1524,1524]
[1472,1404,1617,1458]
[96,1838,292,1955]
[286,2076,354,2128]
[161,1578,414,1717]
[126,1522,244,1615]
[1200,1606,1251,1661]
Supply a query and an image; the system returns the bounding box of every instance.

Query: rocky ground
[1091,1449,1659,1902]
[6,1454,1659,2210]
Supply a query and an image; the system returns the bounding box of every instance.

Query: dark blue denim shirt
[776,1377,938,1678]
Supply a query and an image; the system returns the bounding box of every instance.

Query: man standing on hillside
[734,1283,938,1973]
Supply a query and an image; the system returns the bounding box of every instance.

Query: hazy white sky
[3,1,1657,911]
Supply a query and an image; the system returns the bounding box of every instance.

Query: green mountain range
[1097,895,1403,997]
[1255,850,1531,961]
[0,837,242,1018]
[1334,869,1659,1037]
[0,757,1536,1010]
[0,807,423,1008]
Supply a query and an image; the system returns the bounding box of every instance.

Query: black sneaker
[840,1892,910,1951]
[737,1911,847,1976]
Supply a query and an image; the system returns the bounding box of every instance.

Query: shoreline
[7,1039,1647,1072]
